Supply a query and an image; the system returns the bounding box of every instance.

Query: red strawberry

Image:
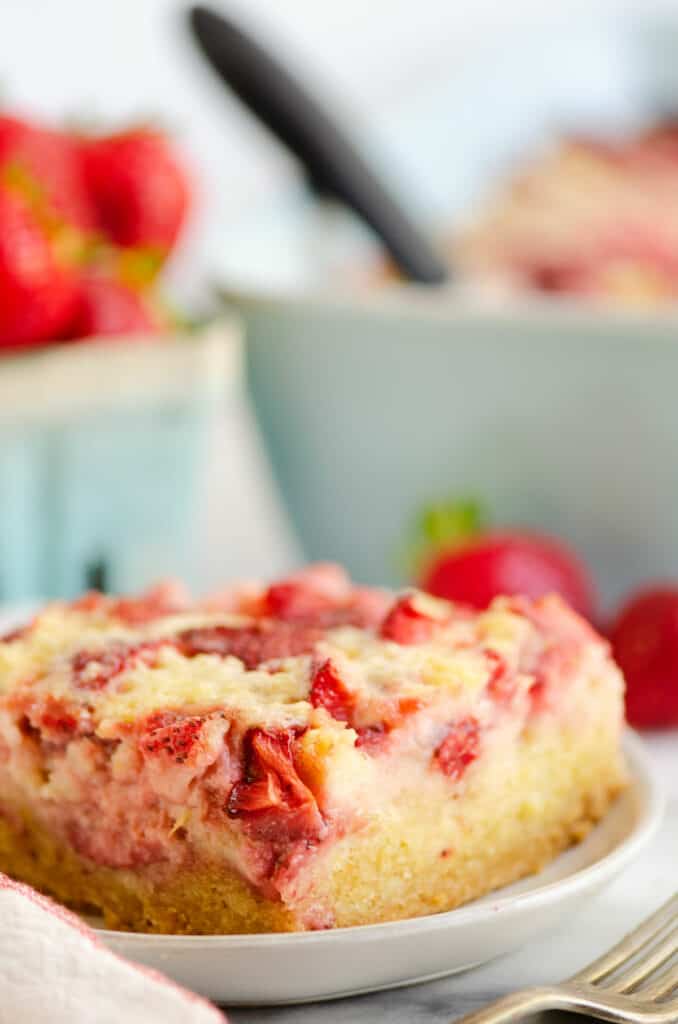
[265,580,338,624]
[380,593,442,645]
[412,500,596,620]
[78,129,190,255]
[0,187,79,349]
[434,717,480,780]
[227,728,322,841]
[71,640,164,691]
[69,272,163,339]
[177,622,323,670]
[608,587,678,728]
[309,659,355,722]
[140,712,205,762]
[0,114,93,230]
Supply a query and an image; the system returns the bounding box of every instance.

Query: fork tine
[638,961,678,1001]
[571,895,678,984]
[605,926,678,993]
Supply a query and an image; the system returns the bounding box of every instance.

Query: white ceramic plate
[97,732,662,1006]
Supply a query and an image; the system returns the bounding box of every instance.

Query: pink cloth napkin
[0,873,226,1024]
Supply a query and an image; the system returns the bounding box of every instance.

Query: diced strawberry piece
[309,659,355,722]
[71,647,127,690]
[485,649,515,703]
[380,594,438,646]
[227,772,284,814]
[0,621,33,643]
[396,696,424,718]
[227,728,318,828]
[36,696,82,740]
[355,723,388,752]
[140,712,205,763]
[110,581,190,624]
[68,582,189,624]
[434,717,480,780]
[278,564,351,603]
[354,698,423,753]
[264,581,337,624]
[348,587,392,629]
[177,622,323,670]
[11,694,91,743]
[71,640,163,690]
[528,677,547,712]
[40,708,79,737]
[261,565,389,630]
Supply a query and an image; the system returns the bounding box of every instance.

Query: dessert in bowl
[0,564,627,934]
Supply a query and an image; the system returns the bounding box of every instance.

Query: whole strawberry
[0,114,93,230]
[412,500,596,620]
[78,129,190,257]
[0,187,79,349]
[69,271,165,339]
[608,587,678,728]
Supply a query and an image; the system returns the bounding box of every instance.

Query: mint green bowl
[221,11,678,609]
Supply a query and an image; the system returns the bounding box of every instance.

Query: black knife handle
[189,5,448,285]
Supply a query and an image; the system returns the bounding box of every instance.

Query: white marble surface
[228,735,676,1024]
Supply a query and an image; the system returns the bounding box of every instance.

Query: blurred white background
[3,0,678,296]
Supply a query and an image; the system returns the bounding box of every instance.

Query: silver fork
[455,895,678,1024]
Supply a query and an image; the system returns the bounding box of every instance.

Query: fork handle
[452,987,558,1024]
[453,985,662,1024]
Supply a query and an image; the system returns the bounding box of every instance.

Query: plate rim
[100,729,663,951]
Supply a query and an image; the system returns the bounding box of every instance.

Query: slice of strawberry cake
[0,565,627,934]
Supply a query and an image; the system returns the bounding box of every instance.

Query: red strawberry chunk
[177,622,323,670]
[309,659,355,722]
[140,712,205,763]
[40,707,79,737]
[68,582,189,624]
[355,698,424,753]
[71,640,164,690]
[0,621,32,643]
[265,581,336,624]
[262,565,386,629]
[71,647,127,690]
[227,728,316,822]
[12,693,91,743]
[434,717,480,780]
[110,581,189,624]
[380,594,439,646]
[355,723,388,751]
[227,772,284,814]
[36,696,83,740]
[485,649,515,703]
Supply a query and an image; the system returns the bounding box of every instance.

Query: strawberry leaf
[398,497,487,582]
[418,499,486,545]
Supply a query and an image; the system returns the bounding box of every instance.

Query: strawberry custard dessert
[0,565,627,934]
[458,123,678,302]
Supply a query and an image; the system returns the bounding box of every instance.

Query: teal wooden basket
[0,321,240,602]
